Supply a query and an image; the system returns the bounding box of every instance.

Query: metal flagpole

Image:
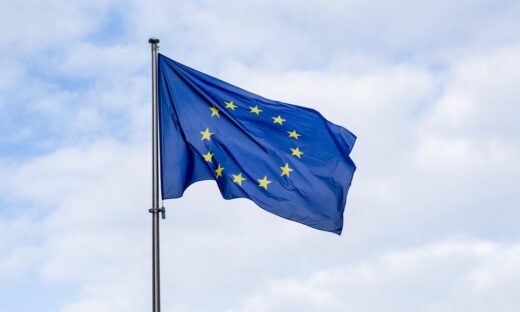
[148,37,165,312]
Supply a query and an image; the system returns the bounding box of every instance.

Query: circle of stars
[199,100,305,191]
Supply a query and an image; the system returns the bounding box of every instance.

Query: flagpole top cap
[148,38,160,44]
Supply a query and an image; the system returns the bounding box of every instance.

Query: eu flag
[158,54,356,234]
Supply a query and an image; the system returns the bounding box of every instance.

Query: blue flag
[158,54,356,234]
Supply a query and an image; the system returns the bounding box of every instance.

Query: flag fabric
[158,53,356,234]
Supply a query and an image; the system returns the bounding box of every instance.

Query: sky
[1,0,519,311]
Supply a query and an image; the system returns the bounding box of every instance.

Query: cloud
[0,140,151,310]
[421,44,520,140]
[121,0,520,67]
[0,217,43,289]
[1,0,520,311]
[0,0,118,54]
[233,240,520,312]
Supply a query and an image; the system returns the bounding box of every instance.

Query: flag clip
[148,207,166,219]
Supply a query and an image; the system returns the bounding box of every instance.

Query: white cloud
[58,43,147,80]
[422,44,520,140]
[1,0,520,311]
[121,0,520,67]
[0,217,43,289]
[0,0,117,54]
[0,140,150,310]
[233,240,520,312]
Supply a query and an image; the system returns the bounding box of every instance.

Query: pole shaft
[149,37,161,312]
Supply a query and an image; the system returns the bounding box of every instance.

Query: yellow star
[209,106,220,117]
[232,173,246,186]
[225,101,237,110]
[215,164,224,178]
[272,115,286,125]
[203,151,214,162]
[250,105,262,115]
[290,147,303,158]
[200,128,214,141]
[288,130,301,139]
[280,163,293,177]
[257,176,272,190]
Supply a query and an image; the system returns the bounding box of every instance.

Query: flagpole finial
[149,37,160,44]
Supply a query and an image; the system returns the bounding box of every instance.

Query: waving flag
[158,54,356,234]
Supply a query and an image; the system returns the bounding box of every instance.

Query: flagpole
[148,37,164,312]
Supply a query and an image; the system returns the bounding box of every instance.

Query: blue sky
[1,1,520,311]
